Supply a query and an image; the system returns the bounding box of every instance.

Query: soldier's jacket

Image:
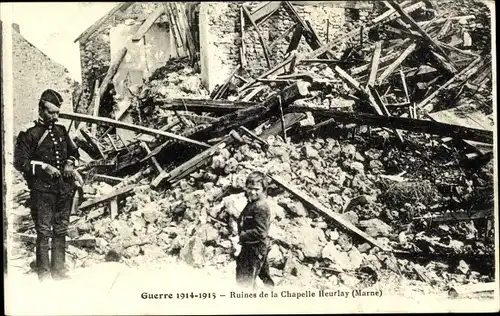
[237,199,271,246]
[14,119,80,194]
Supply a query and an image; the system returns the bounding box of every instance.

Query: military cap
[40,89,63,107]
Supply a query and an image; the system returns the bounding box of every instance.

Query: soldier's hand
[44,164,61,179]
[63,162,74,179]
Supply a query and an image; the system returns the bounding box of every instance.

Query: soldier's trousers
[236,242,274,289]
[30,190,72,280]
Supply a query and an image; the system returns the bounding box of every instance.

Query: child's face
[245,181,265,202]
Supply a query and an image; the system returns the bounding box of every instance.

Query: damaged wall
[78,2,177,115]
[199,1,374,92]
[12,28,76,135]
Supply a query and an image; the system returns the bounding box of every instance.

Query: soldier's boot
[51,236,70,280]
[36,237,51,282]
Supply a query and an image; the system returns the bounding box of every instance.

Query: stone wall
[12,29,76,135]
[77,2,164,114]
[200,1,375,92]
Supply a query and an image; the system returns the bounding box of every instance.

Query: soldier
[14,89,80,281]
[236,171,275,289]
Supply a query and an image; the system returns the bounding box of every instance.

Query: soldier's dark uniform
[236,199,274,289]
[14,90,79,281]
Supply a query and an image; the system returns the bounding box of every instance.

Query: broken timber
[243,5,271,68]
[132,6,166,41]
[287,106,493,144]
[80,184,135,211]
[156,98,250,113]
[269,175,392,252]
[367,41,382,88]
[59,112,211,148]
[378,42,417,84]
[74,3,134,43]
[387,0,457,71]
[99,46,128,105]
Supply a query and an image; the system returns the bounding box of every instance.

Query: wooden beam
[156,98,250,113]
[378,42,417,84]
[74,2,134,43]
[251,1,282,24]
[59,112,211,148]
[99,47,128,105]
[240,7,246,68]
[414,210,491,222]
[269,23,298,50]
[387,0,457,71]
[269,175,392,252]
[80,184,135,211]
[132,6,165,42]
[287,106,493,143]
[260,112,306,139]
[370,87,404,143]
[448,282,496,298]
[109,198,118,219]
[243,5,271,68]
[286,24,303,54]
[367,41,382,88]
[417,57,482,111]
[373,0,415,23]
[400,69,410,103]
[90,79,101,137]
[350,52,399,75]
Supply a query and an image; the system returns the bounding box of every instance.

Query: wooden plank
[417,57,482,111]
[269,175,392,252]
[109,198,118,219]
[213,66,241,100]
[436,19,452,39]
[260,112,306,138]
[370,87,405,143]
[74,2,134,43]
[241,85,267,102]
[387,0,457,71]
[99,47,128,105]
[90,79,101,137]
[334,65,362,91]
[243,5,271,68]
[400,69,410,103]
[367,41,382,88]
[287,106,493,143]
[373,0,414,23]
[378,42,417,84]
[448,282,496,298]
[414,210,491,222]
[175,113,218,124]
[269,23,298,50]
[59,112,211,148]
[252,1,282,24]
[132,6,165,42]
[350,52,399,75]
[240,7,246,68]
[156,98,250,113]
[139,142,163,174]
[286,24,303,54]
[80,184,135,211]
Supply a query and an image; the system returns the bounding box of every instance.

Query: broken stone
[222,193,247,218]
[348,247,364,270]
[67,226,79,239]
[338,273,359,288]
[302,145,320,159]
[218,240,232,249]
[140,202,162,224]
[286,201,309,217]
[398,232,407,244]
[358,243,372,253]
[180,236,205,267]
[322,243,350,271]
[196,224,219,244]
[337,233,353,252]
[268,244,285,268]
[359,218,393,237]
[345,161,365,174]
[341,210,359,226]
[456,260,470,275]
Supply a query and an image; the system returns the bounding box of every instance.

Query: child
[236,171,274,289]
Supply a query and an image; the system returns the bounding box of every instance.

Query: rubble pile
[9,0,494,295]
